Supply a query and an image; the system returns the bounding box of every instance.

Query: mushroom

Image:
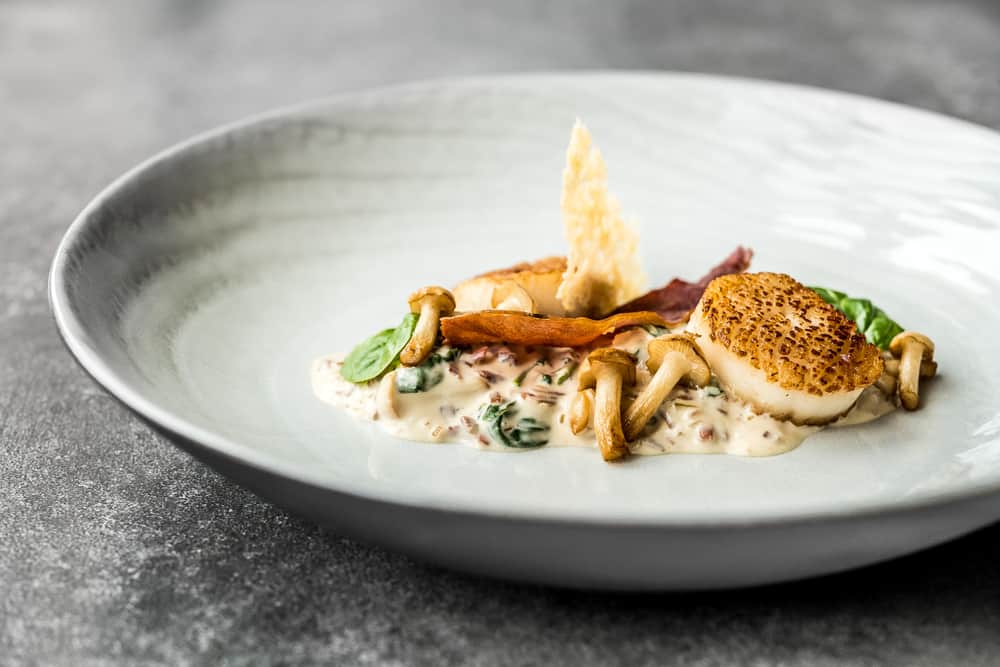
[400,286,456,366]
[888,331,935,410]
[883,357,937,379]
[577,348,636,461]
[568,387,595,435]
[877,354,935,399]
[376,371,399,419]
[874,372,897,398]
[622,334,711,442]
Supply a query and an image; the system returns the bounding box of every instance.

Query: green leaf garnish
[810,287,904,350]
[339,313,418,383]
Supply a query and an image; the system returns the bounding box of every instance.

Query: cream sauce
[311,327,898,457]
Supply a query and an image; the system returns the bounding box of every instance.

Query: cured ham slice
[611,246,753,323]
[441,310,667,347]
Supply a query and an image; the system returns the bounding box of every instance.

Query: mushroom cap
[408,286,456,314]
[578,347,636,389]
[889,331,934,359]
[646,334,711,386]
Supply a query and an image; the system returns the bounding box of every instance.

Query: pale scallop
[452,256,569,315]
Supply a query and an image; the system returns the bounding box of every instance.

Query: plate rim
[49,70,1000,527]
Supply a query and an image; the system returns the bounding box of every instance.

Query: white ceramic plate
[51,73,1000,590]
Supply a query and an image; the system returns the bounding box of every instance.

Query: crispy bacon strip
[441,311,667,347]
[609,246,753,323]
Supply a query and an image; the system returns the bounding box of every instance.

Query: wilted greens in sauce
[478,401,550,448]
[394,346,462,393]
[554,362,578,385]
[396,365,443,393]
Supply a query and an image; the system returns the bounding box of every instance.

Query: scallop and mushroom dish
[312,121,938,462]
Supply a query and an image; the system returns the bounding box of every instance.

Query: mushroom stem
[889,331,936,411]
[897,340,928,410]
[573,348,635,461]
[874,372,896,397]
[883,358,937,378]
[569,388,595,435]
[593,372,629,461]
[622,356,686,441]
[401,301,441,365]
[621,334,711,442]
[376,371,399,419]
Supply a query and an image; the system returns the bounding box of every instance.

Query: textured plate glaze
[51,73,1000,590]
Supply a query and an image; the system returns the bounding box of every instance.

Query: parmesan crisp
[556,120,647,317]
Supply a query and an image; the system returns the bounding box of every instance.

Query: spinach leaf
[478,401,550,448]
[810,286,903,350]
[339,313,418,383]
[866,311,905,350]
[810,287,847,307]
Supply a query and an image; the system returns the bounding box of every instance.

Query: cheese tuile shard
[557,120,646,317]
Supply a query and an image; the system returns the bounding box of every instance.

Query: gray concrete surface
[3,1,1000,664]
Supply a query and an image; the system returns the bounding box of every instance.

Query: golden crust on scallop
[695,272,884,395]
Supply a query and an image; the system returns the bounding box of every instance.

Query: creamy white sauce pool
[313,327,897,457]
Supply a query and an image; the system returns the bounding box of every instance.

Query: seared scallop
[452,256,570,315]
[688,272,884,425]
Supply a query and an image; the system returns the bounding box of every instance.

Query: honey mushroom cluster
[885,331,937,410]
[573,349,636,461]
[569,334,711,461]
[623,335,710,441]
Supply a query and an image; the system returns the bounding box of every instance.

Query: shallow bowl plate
[51,73,1000,590]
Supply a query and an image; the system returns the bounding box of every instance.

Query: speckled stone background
[3,1,1000,664]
